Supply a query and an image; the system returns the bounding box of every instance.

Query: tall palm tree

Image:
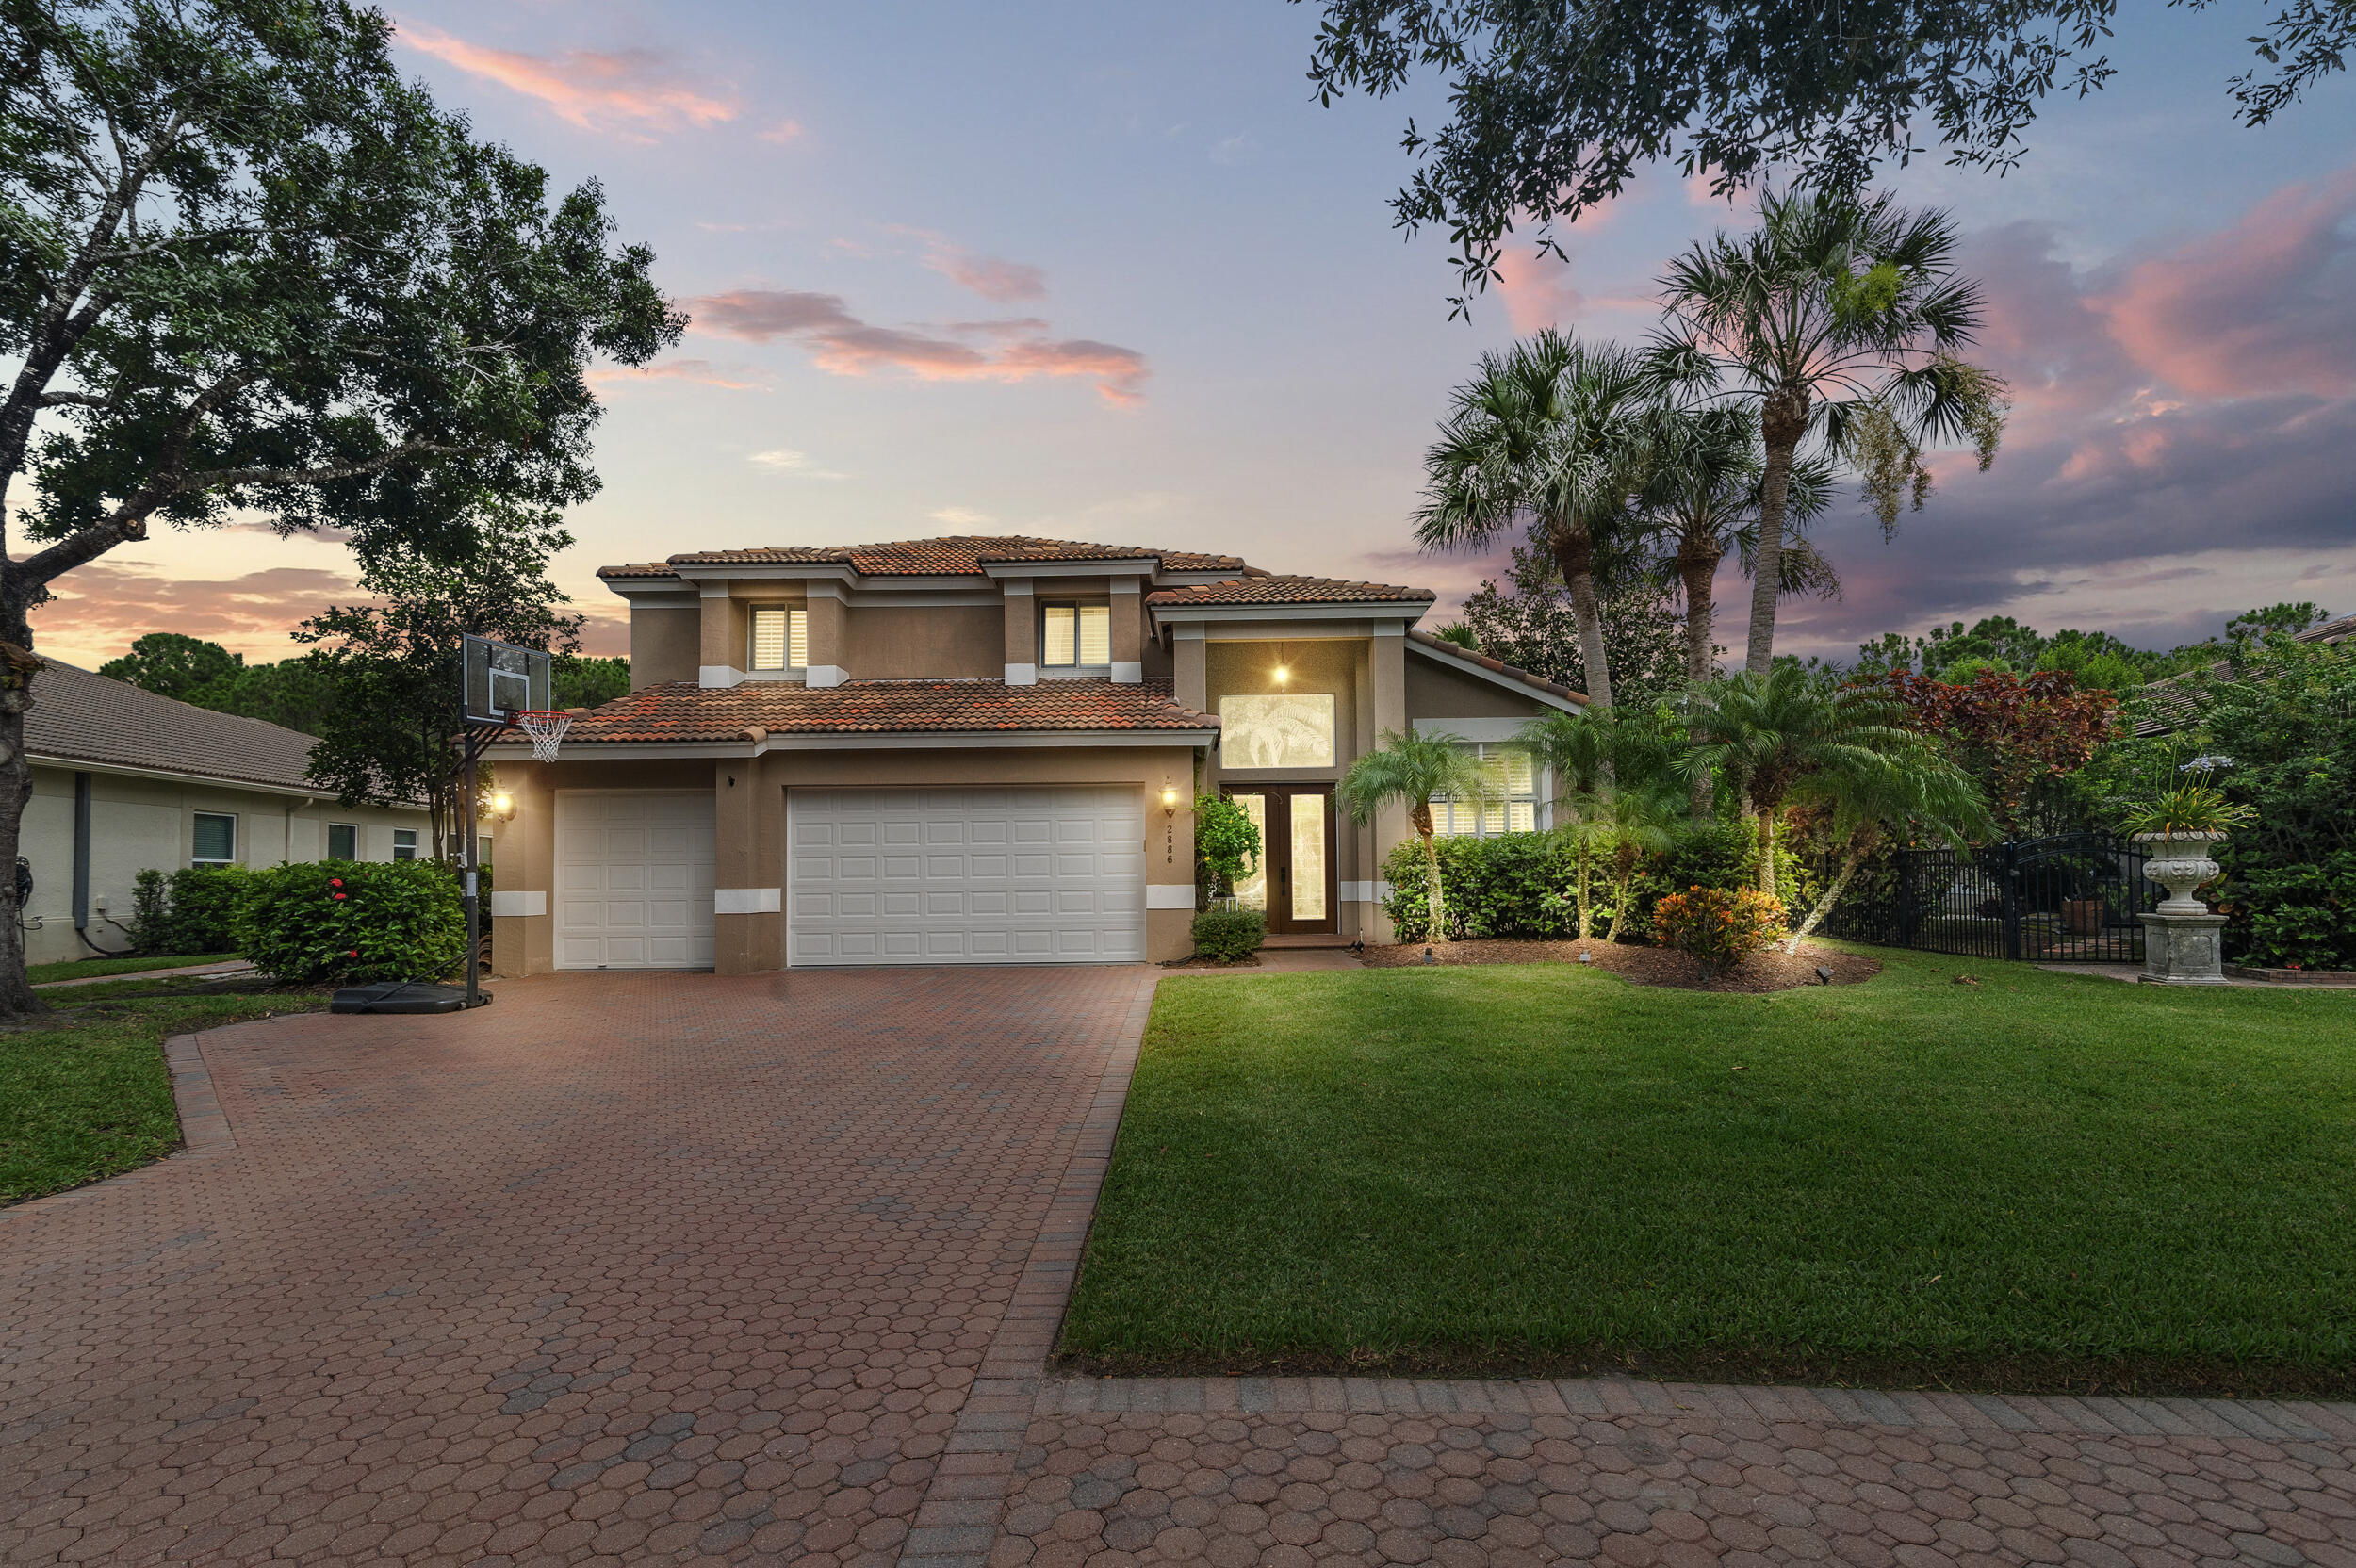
[1634,402,1836,819]
[1655,188,2008,675]
[1782,745,1992,953]
[1680,665,1920,902]
[1336,729,1497,942]
[1417,330,1653,709]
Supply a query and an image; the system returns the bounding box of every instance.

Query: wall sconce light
[1272,639,1290,686]
[1160,783,1181,818]
[490,791,515,819]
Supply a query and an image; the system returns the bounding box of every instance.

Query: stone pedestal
[2137,909,2229,985]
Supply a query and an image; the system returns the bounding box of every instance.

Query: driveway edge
[899,965,1160,1568]
[2,1031,236,1220]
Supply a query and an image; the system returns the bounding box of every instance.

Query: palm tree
[1680,666,1920,903]
[1655,188,2008,675]
[1782,745,1992,953]
[1519,707,1689,940]
[1634,402,1836,820]
[1336,729,1497,942]
[1417,330,1653,709]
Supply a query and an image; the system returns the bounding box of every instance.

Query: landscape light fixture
[1815,966,1834,986]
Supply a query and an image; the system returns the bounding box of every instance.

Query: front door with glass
[1224,788,1336,934]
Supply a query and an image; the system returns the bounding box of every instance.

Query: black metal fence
[1823,831,2159,963]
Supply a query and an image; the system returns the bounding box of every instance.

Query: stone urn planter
[2133,830,2229,984]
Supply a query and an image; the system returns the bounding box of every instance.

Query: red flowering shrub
[237,860,466,985]
[1653,885,1787,972]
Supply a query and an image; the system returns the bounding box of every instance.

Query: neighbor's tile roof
[2131,612,2356,737]
[528,678,1219,744]
[1405,629,1587,707]
[1145,574,1436,608]
[27,662,328,792]
[601,536,1248,581]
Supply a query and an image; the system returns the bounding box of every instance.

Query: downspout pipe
[73,771,131,956]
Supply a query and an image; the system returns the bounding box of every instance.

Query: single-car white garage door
[789,786,1144,966]
[555,791,717,970]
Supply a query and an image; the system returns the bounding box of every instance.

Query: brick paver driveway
[0,968,1153,1568]
[5,966,2353,1568]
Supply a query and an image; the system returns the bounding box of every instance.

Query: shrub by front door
[1225,789,1336,935]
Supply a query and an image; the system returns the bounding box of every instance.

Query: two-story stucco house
[482,536,1582,973]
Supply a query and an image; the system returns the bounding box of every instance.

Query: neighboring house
[2133,612,2356,737]
[21,662,433,964]
[483,535,1583,973]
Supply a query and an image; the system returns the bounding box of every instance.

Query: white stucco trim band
[715,888,782,914]
[698,664,745,688]
[489,890,547,918]
[1339,880,1392,903]
[1144,884,1197,910]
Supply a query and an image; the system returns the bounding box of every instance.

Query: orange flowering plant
[1652,885,1787,972]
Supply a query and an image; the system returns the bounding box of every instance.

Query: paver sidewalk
[0,966,1156,1567]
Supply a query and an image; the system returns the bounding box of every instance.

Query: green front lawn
[28,953,237,985]
[2,995,321,1203]
[1062,951,2356,1394]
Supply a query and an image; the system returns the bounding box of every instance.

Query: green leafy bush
[1622,819,1814,939]
[1193,794,1263,906]
[237,860,466,985]
[1381,833,1579,943]
[125,867,252,956]
[1653,885,1787,971]
[1190,905,1267,963]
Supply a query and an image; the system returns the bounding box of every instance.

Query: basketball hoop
[515,710,571,762]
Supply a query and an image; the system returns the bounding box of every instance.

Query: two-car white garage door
[553,786,1144,969]
[788,787,1145,966]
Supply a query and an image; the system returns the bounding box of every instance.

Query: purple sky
[30,1,2356,670]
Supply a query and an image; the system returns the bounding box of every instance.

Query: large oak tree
[0,0,681,1012]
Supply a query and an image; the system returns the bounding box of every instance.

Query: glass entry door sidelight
[1223,788,1337,934]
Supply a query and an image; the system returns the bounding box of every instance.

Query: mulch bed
[1360,938,1881,992]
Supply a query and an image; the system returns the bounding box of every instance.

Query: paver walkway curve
[0,967,1156,1567]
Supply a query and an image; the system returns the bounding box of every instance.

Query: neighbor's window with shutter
[1433,745,1540,838]
[750,607,809,671]
[1041,604,1110,669]
[326,823,358,860]
[192,812,237,867]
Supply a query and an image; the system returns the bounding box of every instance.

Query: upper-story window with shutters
[1040,604,1110,672]
[749,607,808,673]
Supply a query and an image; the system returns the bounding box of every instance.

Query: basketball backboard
[461,634,552,727]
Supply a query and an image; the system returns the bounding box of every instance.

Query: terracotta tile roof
[1146,574,1436,608]
[528,678,1219,744]
[26,662,341,792]
[614,536,1248,579]
[1406,629,1588,707]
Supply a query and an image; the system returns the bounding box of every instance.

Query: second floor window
[1041,604,1110,668]
[751,607,809,671]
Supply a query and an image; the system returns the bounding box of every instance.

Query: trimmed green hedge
[127,867,253,956]
[1191,906,1267,963]
[1380,822,1818,944]
[237,860,467,986]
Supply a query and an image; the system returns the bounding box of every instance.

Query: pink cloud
[30,564,360,667]
[758,118,805,144]
[396,22,737,135]
[2095,167,2356,400]
[926,249,1047,302]
[688,288,1150,405]
[587,356,775,392]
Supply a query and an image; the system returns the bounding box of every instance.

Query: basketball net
[515,710,571,762]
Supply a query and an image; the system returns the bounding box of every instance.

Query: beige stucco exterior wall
[1406,656,1557,721]
[21,762,429,965]
[843,604,1001,680]
[629,604,699,689]
[489,744,1201,977]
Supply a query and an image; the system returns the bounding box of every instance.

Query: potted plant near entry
[2116,784,2254,984]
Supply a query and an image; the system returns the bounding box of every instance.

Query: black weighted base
[329,981,495,1015]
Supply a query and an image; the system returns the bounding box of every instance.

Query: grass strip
[28,954,237,985]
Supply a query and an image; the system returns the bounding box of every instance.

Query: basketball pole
[464,745,481,1008]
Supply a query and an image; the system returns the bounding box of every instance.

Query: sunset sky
[27,1,2356,671]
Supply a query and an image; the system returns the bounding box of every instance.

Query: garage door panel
[556,792,716,970]
[789,786,1143,966]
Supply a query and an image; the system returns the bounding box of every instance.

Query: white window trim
[391,827,420,861]
[190,811,237,868]
[326,822,360,860]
